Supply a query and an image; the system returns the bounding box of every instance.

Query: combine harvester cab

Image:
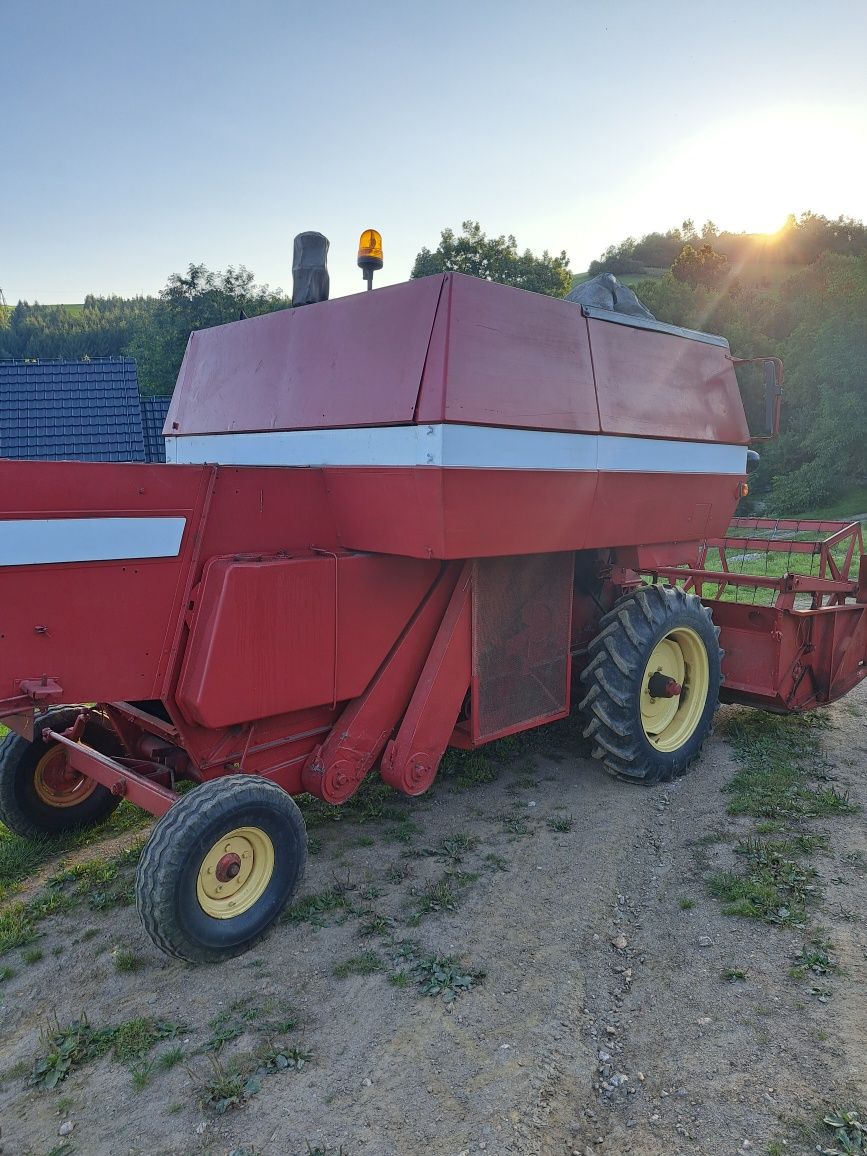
[0,265,864,963]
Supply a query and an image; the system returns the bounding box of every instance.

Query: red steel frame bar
[44,727,178,816]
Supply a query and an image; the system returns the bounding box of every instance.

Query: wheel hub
[32,744,98,809]
[640,626,710,753]
[196,827,275,920]
[215,853,242,882]
[647,672,682,699]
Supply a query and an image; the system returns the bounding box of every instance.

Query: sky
[3,0,867,304]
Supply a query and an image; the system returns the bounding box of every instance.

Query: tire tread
[135,775,307,964]
[579,585,722,786]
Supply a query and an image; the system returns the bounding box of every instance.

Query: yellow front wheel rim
[196,826,275,920]
[640,627,709,753]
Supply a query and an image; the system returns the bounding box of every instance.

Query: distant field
[0,303,83,317]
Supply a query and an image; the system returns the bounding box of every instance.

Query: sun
[641,104,867,237]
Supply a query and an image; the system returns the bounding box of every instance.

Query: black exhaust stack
[292,232,330,307]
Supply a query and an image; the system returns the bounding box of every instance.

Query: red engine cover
[176,552,439,728]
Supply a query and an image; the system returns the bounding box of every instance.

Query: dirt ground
[0,685,865,1156]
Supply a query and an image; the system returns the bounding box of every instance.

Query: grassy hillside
[570,259,804,294]
[570,268,667,290]
[1,304,83,319]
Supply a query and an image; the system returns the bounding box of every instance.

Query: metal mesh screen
[472,553,574,742]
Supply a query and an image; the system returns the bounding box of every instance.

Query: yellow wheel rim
[33,745,98,809]
[640,627,710,753]
[196,826,275,920]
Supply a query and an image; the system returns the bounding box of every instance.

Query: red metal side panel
[323,466,599,558]
[439,469,595,556]
[165,276,446,435]
[195,466,339,558]
[0,460,211,707]
[415,274,600,432]
[176,552,439,728]
[588,319,749,443]
[713,600,867,711]
[584,472,739,548]
[323,468,447,558]
[323,467,734,558]
[712,602,785,706]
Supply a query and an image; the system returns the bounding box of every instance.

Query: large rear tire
[0,709,122,838]
[579,584,722,784]
[135,776,307,964]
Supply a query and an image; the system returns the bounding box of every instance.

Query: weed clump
[332,950,382,978]
[30,1015,184,1090]
[388,940,484,1002]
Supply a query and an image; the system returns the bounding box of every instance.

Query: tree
[411,221,571,297]
[128,264,287,393]
[671,243,729,289]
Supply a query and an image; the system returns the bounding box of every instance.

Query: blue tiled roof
[140,395,171,463]
[0,358,148,462]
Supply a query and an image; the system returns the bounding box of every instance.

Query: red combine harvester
[1,245,865,962]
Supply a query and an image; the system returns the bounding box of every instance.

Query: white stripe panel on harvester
[164,424,748,475]
[0,517,187,567]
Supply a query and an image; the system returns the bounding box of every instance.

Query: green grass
[710,710,857,927]
[282,884,357,928]
[719,712,856,821]
[156,1045,185,1071]
[112,948,141,973]
[547,813,575,833]
[0,842,145,959]
[111,1018,183,1064]
[0,802,152,902]
[130,1061,155,1091]
[409,870,477,920]
[30,1015,184,1090]
[437,748,500,791]
[720,967,749,982]
[388,941,485,1002]
[0,903,39,954]
[332,950,382,978]
[206,1004,266,1052]
[204,1000,297,1051]
[358,910,394,938]
[422,833,480,862]
[709,842,813,925]
[197,1055,262,1114]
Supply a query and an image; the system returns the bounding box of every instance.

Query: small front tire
[0,708,122,839]
[135,775,307,964]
